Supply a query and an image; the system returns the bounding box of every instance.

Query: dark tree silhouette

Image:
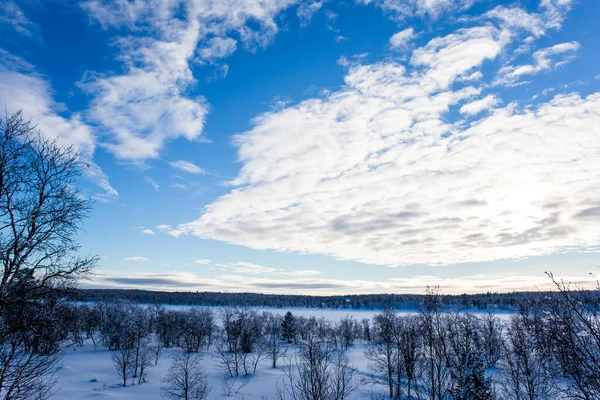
[282,311,296,344]
[0,110,97,400]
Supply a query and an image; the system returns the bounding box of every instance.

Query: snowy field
[159,305,514,322]
[54,306,513,399]
[57,341,373,400]
[56,307,377,399]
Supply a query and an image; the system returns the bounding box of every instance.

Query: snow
[160,305,514,321]
[161,305,385,321]
[56,341,375,399]
[53,307,514,399]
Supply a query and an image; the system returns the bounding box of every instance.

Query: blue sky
[1,0,599,295]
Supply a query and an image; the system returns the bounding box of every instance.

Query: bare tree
[151,336,165,366]
[392,316,421,399]
[330,350,358,400]
[136,338,153,384]
[216,308,264,377]
[0,110,96,317]
[499,315,558,400]
[278,335,357,400]
[0,336,60,400]
[81,303,102,349]
[545,272,600,400]
[419,287,452,400]
[0,111,96,399]
[110,345,135,387]
[364,310,396,398]
[220,375,249,397]
[336,316,357,351]
[480,312,504,368]
[248,337,268,375]
[215,335,244,378]
[162,352,210,400]
[265,312,286,368]
[361,318,371,343]
[130,308,152,381]
[180,308,214,353]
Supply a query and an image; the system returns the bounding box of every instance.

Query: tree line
[73,287,600,312]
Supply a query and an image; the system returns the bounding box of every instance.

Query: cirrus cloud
[124,256,150,262]
[169,160,207,174]
[496,41,579,86]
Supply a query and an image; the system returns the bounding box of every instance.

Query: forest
[3,280,600,399]
[75,287,600,311]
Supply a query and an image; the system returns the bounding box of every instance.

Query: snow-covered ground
[160,305,514,321]
[161,305,386,321]
[56,340,374,399]
[54,307,514,399]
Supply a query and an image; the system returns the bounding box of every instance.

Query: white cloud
[410,26,503,90]
[124,256,150,262]
[203,261,322,277]
[140,228,155,235]
[459,94,501,116]
[144,177,160,191]
[337,56,349,67]
[485,6,544,37]
[197,37,237,62]
[210,64,229,81]
[484,0,573,38]
[459,71,483,82]
[168,17,600,267]
[169,160,207,174]
[540,0,575,31]
[0,2,37,38]
[89,270,599,294]
[0,51,117,199]
[156,224,172,232]
[496,41,579,85]
[281,270,322,277]
[357,0,477,20]
[80,0,299,161]
[389,28,415,50]
[325,10,338,20]
[297,1,323,26]
[231,262,278,274]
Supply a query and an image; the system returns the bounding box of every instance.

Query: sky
[1,0,599,295]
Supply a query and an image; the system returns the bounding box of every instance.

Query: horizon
[2,0,599,295]
[77,285,597,297]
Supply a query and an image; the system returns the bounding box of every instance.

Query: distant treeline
[73,289,600,311]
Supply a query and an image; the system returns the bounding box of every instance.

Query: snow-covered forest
[7,284,600,400]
